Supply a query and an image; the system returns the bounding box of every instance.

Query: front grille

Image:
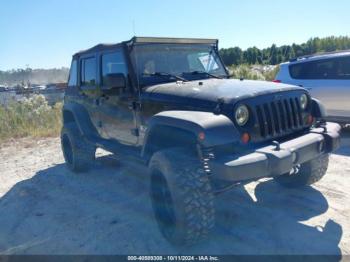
[255,97,305,138]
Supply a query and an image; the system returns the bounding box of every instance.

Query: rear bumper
[210,122,341,182]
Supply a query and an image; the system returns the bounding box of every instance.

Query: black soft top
[73,36,218,58]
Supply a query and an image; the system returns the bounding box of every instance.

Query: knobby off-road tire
[149,148,215,246]
[61,123,96,172]
[274,154,329,188]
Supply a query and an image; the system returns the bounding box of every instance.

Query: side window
[289,61,321,79]
[289,57,350,80]
[101,51,127,85]
[68,60,77,86]
[336,56,350,79]
[81,57,96,86]
[314,60,336,79]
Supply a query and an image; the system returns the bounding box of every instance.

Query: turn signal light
[241,132,250,144]
[307,115,314,125]
[198,132,205,141]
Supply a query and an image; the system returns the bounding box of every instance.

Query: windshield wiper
[143,72,188,82]
[186,70,223,79]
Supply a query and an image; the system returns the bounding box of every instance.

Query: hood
[143,79,304,104]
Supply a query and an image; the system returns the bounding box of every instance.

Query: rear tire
[61,123,96,172]
[274,154,329,188]
[149,148,215,245]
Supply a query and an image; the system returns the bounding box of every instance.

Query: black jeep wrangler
[61,37,341,245]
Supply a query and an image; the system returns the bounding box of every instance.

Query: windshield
[130,43,228,86]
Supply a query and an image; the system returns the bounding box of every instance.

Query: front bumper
[210,122,341,182]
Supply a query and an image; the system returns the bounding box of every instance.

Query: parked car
[61,37,340,245]
[275,51,350,124]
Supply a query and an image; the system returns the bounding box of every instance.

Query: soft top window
[81,57,96,86]
[101,51,127,86]
[68,60,78,86]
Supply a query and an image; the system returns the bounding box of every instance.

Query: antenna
[132,19,141,98]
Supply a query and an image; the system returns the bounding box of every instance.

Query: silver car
[275,51,350,124]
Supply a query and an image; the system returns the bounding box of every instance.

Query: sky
[0,0,349,70]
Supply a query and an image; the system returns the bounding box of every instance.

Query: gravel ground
[0,130,349,255]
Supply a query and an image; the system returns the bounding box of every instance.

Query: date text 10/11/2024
[127,256,219,261]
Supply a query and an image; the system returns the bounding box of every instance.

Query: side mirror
[104,73,126,90]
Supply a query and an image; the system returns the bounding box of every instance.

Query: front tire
[274,154,329,188]
[149,148,215,245]
[61,123,96,172]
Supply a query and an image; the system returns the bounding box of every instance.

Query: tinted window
[68,60,77,86]
[289,56,350,79]
[101,51,127,85]
[81,57,96,86]
[337,57,350,79]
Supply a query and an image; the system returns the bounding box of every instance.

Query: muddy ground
[0,130,349,255]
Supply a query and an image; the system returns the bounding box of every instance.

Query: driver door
[98,49,139,145]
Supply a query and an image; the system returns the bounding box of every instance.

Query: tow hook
[272,141,281,151]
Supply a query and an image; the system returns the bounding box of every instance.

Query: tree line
[219,36,350,66]
[1,36,350,86]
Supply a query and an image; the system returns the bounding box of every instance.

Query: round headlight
[300,94,308,110]
[235,105,249,126]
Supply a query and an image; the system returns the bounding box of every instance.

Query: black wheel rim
[151,171,176,239]
[62,134,73,166]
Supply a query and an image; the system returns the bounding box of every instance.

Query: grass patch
[0,95,62,143]
[228,64,279,81]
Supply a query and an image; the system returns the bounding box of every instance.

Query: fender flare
[62,102,98,139]
[311,98,327,119]
[141,110,240,158]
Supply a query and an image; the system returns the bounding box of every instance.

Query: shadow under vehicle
[0,156,343,256]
